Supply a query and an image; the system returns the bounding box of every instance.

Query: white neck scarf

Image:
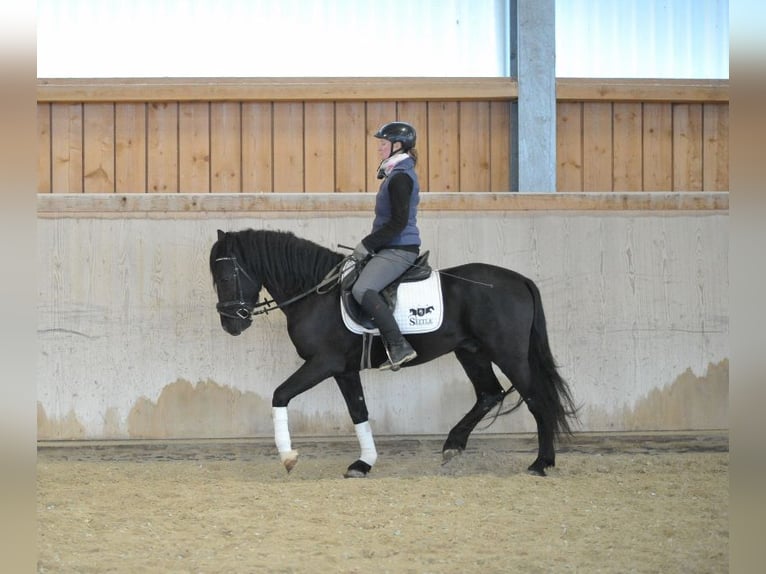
[377,152,410,179]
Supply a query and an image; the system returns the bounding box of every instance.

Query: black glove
[352,241,370,262]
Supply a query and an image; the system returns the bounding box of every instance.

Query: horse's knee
[272,384,295,407]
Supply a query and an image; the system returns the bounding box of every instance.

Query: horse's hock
[37,193,728,440]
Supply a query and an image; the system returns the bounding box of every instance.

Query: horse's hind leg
[443,346,506,462]
[493,356,556,476]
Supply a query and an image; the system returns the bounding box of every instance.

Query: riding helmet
[374,121,416,151]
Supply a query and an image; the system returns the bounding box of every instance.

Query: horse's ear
[217,229,225,241]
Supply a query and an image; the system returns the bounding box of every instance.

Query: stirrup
[379,345,417,372]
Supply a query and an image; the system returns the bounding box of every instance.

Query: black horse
[210,228,577,477]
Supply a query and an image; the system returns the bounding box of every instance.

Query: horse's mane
[218,229,344,295]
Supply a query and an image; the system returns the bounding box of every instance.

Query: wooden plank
[557,78,729,102]
[396,101,429,192]
[38,104,51,193]
[334,102,366,193]
[211,102,241,193]
[427,101,459,192]
[703,104,729,191]
[83,103,115,193]
[642,103,673,191]
[489,100,511,193]
[365,102,397,193]
[458,101,491,192]
[39,77,728,105]
[273,102,304,193]
[582,102,613,191]
[37,191,730,218]
[673,104,703,191]
[612,103,643,191]
[38,77,519,103]
[242,102,273,193]
[51,103,83,193]
[304,102,335,193]
[115,103,147,193]
[556,102,582,191]
[178,102,210,193]
[147,102,179,193]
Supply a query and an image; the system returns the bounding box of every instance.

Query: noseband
[213,256,260,321]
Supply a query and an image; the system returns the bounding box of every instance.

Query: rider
[352,121,421,371]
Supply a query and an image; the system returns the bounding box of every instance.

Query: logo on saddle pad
[340,264,444,336]
[409,306,435,326]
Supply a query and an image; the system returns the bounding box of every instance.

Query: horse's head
[210,230,262,336]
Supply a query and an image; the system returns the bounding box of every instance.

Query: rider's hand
[352,242,370,262]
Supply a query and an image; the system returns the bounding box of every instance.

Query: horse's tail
[524,278,578,437]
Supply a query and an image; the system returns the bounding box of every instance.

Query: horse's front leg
[334,371,377,478]
[271,357,340,473]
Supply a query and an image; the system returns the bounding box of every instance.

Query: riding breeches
[351,248,418,304]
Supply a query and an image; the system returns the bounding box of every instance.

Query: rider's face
[377,139,393,161]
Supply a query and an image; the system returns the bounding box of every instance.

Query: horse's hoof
[343,469,368,479]
[442,448,462,464]
[343,459,371,478]
[526,462,547,477]
[280,450,298,473]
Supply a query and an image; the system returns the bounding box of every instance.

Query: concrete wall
[37,194,728,440]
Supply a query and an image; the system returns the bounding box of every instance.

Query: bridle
[213,256,261,321]
[214,254,350,321]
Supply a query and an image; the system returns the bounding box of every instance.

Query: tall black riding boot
[360,290,417,371]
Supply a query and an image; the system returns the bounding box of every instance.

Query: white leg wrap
[272,407,295,461]
[354,421,378,467]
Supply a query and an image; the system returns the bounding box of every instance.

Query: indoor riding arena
[37,4,728,573]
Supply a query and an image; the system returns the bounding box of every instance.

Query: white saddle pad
[341,267,444,336]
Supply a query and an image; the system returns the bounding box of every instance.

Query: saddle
[341,251,432,330]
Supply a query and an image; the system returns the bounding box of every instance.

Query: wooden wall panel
[673,104,703,191]
[115,103,146,193]
[489,100,511,192]
[51,103,83,193]
[612,103,642,191]
[38,104,51,193]
[582,103,613,191]
[459,101,491,192]
[83,103,115,193]
[396,101,429,191]
[37,79,728,195]
[335,102,366,193]
[178,102,210,193]
[365,101,397,193]
[304,102,335,193]
[211,102,241,193]
[273,103,304,193]
[427,101,459,192]
[642,103,673,191]
[703,104,729,191]
[147,102,178,193]
[556,102,582,191]
[242,102,273,193]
